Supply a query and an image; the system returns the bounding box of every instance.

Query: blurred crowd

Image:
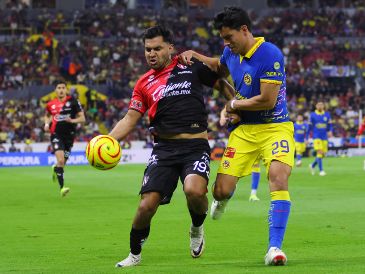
[1,0,365,150]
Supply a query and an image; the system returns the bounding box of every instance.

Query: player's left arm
[226,48,284,112]
[67,110,86,124]
[226,82,280,112]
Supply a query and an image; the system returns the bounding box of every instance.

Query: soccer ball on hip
[86,135,122,170]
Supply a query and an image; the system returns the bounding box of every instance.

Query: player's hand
[65,117,74,123]
[178,50,194,65]
[228,113,241,124]
[226,99,238,113]
[44,124,49,132]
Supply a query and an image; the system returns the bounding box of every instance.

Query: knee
[138,200,158,216]
[269,162,291,188]
[212,183,232,201]
[184,185,207,200]
[57,159,65,166]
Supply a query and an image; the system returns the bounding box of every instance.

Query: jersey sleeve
[259,47,285,85]
[129,82,147,115]
[75,99,83,113]
[194,59,219,88]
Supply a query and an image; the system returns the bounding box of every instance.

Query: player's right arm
[179,50,229,77]
[109,110,142,141]
[44,108,52,132]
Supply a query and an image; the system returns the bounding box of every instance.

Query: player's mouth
[149,59,157,66]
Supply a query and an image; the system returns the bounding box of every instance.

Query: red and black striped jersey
[46,96,83,135]
[129,56,218,135]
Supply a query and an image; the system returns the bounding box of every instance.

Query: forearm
[233,95,276,111]
[71,114,86,124]
[192,51,220,72]
[109,111,141,141]
[216,79,235,100]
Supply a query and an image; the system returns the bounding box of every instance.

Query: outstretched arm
[109,109,143,141]
[179,50,229,77]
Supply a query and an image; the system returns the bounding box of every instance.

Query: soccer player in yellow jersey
[180,7,294,266]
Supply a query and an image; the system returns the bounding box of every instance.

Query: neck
[240,34,256,56]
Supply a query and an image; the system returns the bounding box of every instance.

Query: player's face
[56,84,68,100]
[219,25,249,55]
[144,36,173,70]
[297,115,303,122]
[316,102,324,111]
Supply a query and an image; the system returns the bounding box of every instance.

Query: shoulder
[135,69,155,89]
[258,42,283,60]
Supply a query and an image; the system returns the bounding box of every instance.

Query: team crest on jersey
[177,63,187,69]
[244,73,252,86]
[65,102,70,107]
[222,160,230,169]
[131,99,143,110]
[274,62,280,70]
[51,104,56,109]
[224,147,236,158]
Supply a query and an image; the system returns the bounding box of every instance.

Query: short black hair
[55,80,67,87]
[213,6,252,31]
[142,25,174,44]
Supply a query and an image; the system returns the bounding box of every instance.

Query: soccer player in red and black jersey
[109,25,231,267]
[44,81,86,197]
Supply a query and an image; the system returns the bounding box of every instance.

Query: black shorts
[50,133,74,158]
[140,138,211,205]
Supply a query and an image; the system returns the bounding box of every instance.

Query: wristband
[230,100,236,110]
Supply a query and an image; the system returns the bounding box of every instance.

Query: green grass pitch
[1,156,365,273]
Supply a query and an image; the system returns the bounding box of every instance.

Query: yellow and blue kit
[309,110,332,141]
[220,37,289,124]
[218,37,293,250]
[294,121,308,155]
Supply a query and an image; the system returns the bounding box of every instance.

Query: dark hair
[55,80,67,87]
[213,6,252,31]
[142,25,174,44]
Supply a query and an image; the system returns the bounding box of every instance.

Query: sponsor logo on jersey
[224,147,236,158]
[177,63,187,69]
[54,114,70,121]
[131,99,143,110]
[178,70,192,74]
[244,73,252,86]
[191,123,200,128]
[148,75,155,82]
[152,81,192,101]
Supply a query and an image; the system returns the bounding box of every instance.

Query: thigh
[141,162,179,205]
[295,142,305,154]
[51,133,65,152]
[313,139,323,151]
[260,122,295,176]
[62,136,74,159]
[217,125,260,178]
[322,140,328,153]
